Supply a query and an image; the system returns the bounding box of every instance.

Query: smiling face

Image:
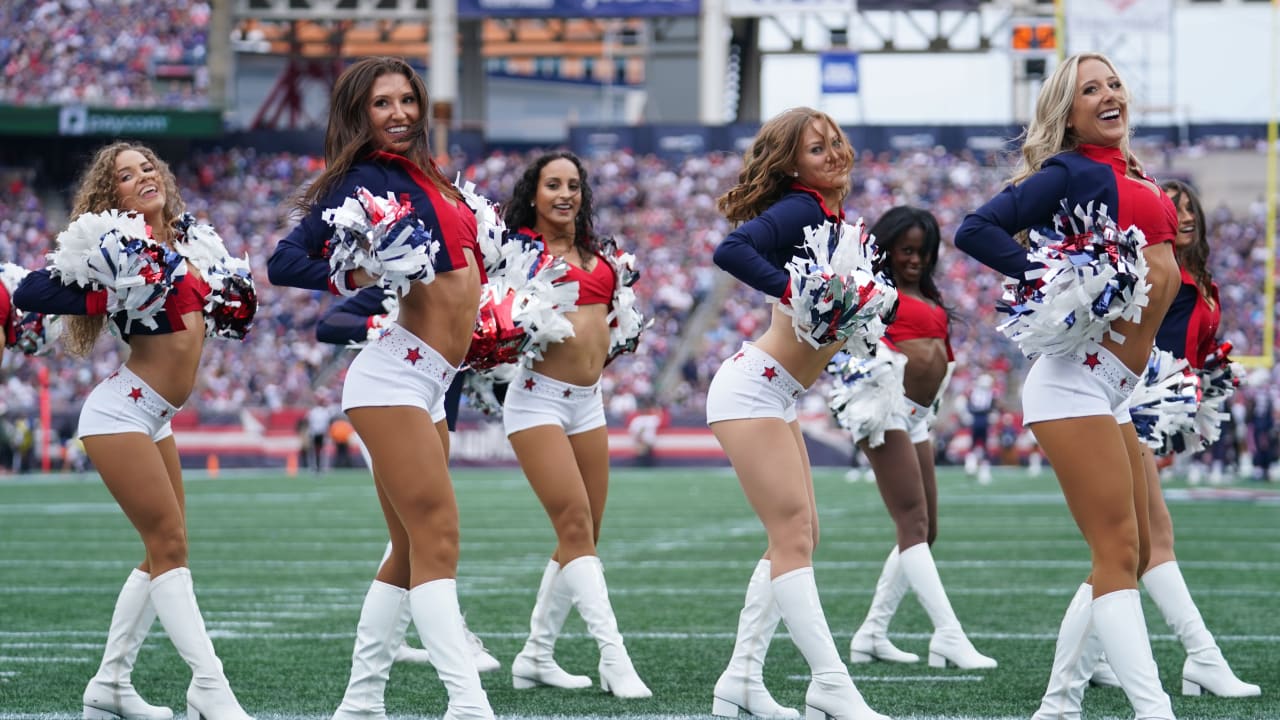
[1166,187,1198,250]
[793,118,850,204]
[1067,58,1128,148]
[113,149,165,224]
[888,225,930,289]
[533,158,582,235]
[367,71,420,152]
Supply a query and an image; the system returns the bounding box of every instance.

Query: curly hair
[717,107,853,223]
[61,142,184,357]
[1161,179,1215,308]
[501,151,600,257]
[1009,53,1143,187]
[297,57,461,214]
[869,205,949,316]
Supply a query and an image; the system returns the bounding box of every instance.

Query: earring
[792,171,799,177]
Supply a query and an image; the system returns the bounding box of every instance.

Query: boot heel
[928,651,948,668]
[512,674,539,690]
[711,696,741,717]
[186,704,203,720]
[804,705,832,720]
[83,706,123,720]
[848,650,874,664]
[1182,678,1204,696]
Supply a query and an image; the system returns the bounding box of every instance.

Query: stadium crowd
[0,0,211,109]
[1,145,1277,477]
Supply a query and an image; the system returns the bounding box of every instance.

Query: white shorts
[1022,346,1137,426]
[78,366,178,442]
[863,397,932,445]
[706,343,805,425]
[342,324,453,424]
[503,369,605,436]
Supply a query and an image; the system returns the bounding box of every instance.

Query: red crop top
[1077,144,1177,247]
[885,293,953,360]
[564,253,616,306]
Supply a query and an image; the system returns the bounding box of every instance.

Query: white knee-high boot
[712,559,800,719]
[897,544,996,669]
[332,581,411,720]
[1032,583,1103,720]
[1143,561,1260,697]
[849,547,918,665]
[149,568,252,720]
[83,569,173,720]
[408,580,493,720]
[1091,589,1176,720]
[771,568,891,720]
[559,555,651,699]
[512,559,592,690]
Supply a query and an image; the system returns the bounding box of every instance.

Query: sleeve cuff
[329,270,358,297]
[779,283,793,307]
[85,289,109,315]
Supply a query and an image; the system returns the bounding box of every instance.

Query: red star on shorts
[762,366,778,381]
[160,409,169,418]
[404,347,423,365]
[1083,353,1101,369]
[1120,378,1130,389]
[524,378,537,390]
[128,387,143,402]
[108,371,120,380]
[563,388,572,398]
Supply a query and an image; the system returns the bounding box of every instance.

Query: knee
[411,508,460,569]
[1091,532,1140,578]
[552,505,595,551]
[144,523,188,568]
[893,507,930,547]
[768,513,816,560]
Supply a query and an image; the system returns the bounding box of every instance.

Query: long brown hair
[717,107,853,223]
[1161,179,1215,308]
[297,57,461,213]
[62,142,184,356]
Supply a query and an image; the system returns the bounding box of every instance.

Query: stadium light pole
[431,0,460,159]
[699,0,729,125]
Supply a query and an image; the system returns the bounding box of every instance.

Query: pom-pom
[996,201,1150,359]
[0,262,28,298]
[780,218,898,357]
[14,312,61,356]
[462,363,518,417]
[467,287,524,370]
[1192,341,1242,451]
[511,256,578,363]
[599,237,650,362]
[1129,349,1199,455]
[173,215,257,340]
[48,211,187,332]
[453,175,508,276]
[324,188,438,297]
[826,343,909,447]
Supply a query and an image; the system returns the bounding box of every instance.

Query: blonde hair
[61,142,185,356]
[1010,52,1142,186]
[718,107,853,223]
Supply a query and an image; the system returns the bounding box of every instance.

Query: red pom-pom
[467,290,525,370]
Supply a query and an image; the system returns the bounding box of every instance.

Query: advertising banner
[820,51,859,94]
[0,105,223,138]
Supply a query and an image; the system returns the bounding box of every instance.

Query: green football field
[1,465,1276,719]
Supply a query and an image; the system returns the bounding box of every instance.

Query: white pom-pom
[1129,349,1199,455]
[600,237,649,361]
[780,218,898,356]
[47,210,149,288]
[462,363,519,417]
[997,201,1150,359]
[1190,344,1242,451]
[0,262,29,296]
[453,175,508,276]
[512,258,578,363]
[827,343,908,448]
[324,188,439,297]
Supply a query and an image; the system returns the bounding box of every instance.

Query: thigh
[862,431,928,541]
[83,433,184,541]
[568,425,611,537]
[373,472,411,588]
[510,424,590,520]
[1032,416,1138,584]
[1121,423,1152,575]
[915,439,939,544]
[713,418,812,535]
[788,419,819,547]
[156,434,186,519]
[349,406,455,536]
[1143,447,1176,565]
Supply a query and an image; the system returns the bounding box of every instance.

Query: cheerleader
[708,107,891,720]
[955,53,1181,719]
[836,207,996,671]
[14,142,255,720]
[267,57,492,720]
[499,152,651,699]
[1087,181,1260,698]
